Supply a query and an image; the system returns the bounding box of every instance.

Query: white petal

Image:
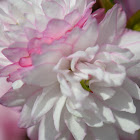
[94,99,115,123]
[65,111,86,140]
[41,0,64,19]
[33,43,72,66]
[69,46,99,71]
[105,87,136,113]
[123,77,140,100]
[84,127,95,140]
[12,80,24,90]
[71,82,89,101]
[27,124,39,140]
[102,44,134,64]
[82,109,103,127]
[53,96,67,131]
[35,14,49,32]
[0,8,15,24]
[66,100,83,118]
[90,86,115,100]
[19,91,41,128]
[127,63,140,77]
[9,0,33,14]
[39,109,57,140]
[57,74,72,97]
[31,83,60,122]
[116,4,127,35]
[74,0,87,14]
[90,124,119,140]
[56,126,75,140]
[73,19,98,52]
[114,111,140,134]
[76,62,104,81]
[98,5,125,45]
[0,84,40,107]
[22,63,57,87]
[56,127,72,140]
[116,30,140,62]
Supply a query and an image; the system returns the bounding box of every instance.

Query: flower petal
[19,91,41,128]
[94,99,115,123]
[41,0,64,19]
[0,84,40,107]
[73,19,98,52]
[105,87,136,113]
[90,86,115,100]
[97,5,125,45]
[123,77,140,100]
[0,77,11,96]
[0,63,21,77]
[44,19,72,39]
[22,63,57,87]
[39,109,57,140]
[90,124,119,140]
[27,124,39,140]
[53,95,67,131]
[114,111,140,134]
[64,10,81,26]
[116,30,140,62]
[31,83,60,122]
[65,111,86,140]
[2,47,28,62]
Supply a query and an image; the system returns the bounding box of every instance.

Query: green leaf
[99,0,114,12]
[127,10,140,31]
[133,22,140,31]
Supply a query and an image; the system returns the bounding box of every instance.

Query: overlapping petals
[0,1,140,140]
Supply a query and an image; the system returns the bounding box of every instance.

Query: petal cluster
[0,1,140,140]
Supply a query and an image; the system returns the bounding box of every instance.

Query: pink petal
[73,19,98,52]
[2,47,28,62]
[0,84,40,107]
[0,63,21,77]
[64,10,81,26]
[0,77,11,96]
[44,19,72,40]
[22,63,57,87]
[97,4,126,45]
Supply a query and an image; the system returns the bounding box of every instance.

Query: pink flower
[0,105,26,140]
[0,78,26,140]
[115,0,140,18]
[0,1,140,140]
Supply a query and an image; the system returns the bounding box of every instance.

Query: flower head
[0,1,140,140]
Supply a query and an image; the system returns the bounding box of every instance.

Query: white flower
[0,1,140,140]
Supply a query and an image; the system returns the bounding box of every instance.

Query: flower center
[80,80,92,92]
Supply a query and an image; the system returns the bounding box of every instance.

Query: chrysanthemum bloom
[0,0,140,140]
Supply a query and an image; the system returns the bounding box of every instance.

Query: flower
[115,0,140,18]
[0,1,140,140]
[0,105,26,140]
[0,78,26,140]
